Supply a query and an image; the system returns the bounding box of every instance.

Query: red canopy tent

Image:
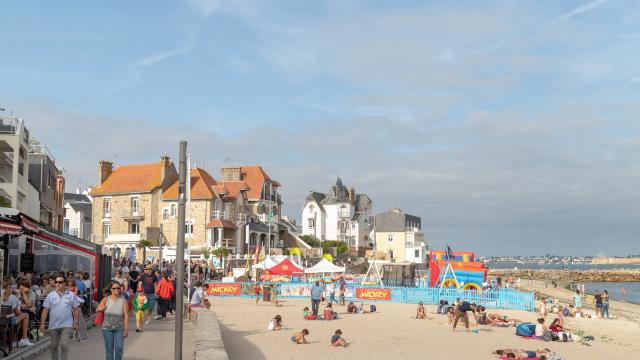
[264,258,304,276]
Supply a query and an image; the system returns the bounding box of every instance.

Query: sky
[1,0,639,256]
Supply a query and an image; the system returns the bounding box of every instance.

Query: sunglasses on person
[111,287,121,291]
[55,280,65,284]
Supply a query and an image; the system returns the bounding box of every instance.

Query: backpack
[515,322,536,337]
[369,304,377,313]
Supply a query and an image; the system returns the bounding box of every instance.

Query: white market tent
[304,258,346,273]
[254,255,284,269]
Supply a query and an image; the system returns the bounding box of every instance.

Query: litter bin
[263,285,271,302]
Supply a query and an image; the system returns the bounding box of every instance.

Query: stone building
[90,156,177,259]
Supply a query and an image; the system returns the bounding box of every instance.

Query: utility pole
[186,154,192,288]
[174,141,187,360]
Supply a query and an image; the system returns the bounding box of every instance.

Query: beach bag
[94,311,104,326]
[543,330,553,342]
[369,304,377,312]
[515,322,535,337]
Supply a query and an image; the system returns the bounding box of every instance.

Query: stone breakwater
[488,269,640,282]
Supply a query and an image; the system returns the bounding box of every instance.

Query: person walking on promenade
[602,290,610,318]
[310,281,323,316]
[138,265,157,324]
[339,277,346,306]
[155,273,174,320]
[97,281,129,360]
[40,275,81,360]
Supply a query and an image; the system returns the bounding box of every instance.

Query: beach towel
[516,322,536,337]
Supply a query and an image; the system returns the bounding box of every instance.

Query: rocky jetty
[488,269,640,282]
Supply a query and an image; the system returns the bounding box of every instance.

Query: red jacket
[156,279,174,300]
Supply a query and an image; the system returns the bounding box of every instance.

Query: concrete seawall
[192,308,230,360]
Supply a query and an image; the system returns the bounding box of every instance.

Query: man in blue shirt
[40,275,81,360]
[453,301,478,332]
[310,281,323,316]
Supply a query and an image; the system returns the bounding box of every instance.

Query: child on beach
[267,315,282,331]
[303,307,309,317]
[416,302,427,319]
[254,283,261,305]
[347,302,357,314]
[357,302,368,314]
[331,329,348,347]
[539,298,547,318]
[574,289,583,313]
[291,329,309,344]
[447,306,455,325]
[535,318,547,338]
[133,286,149,332]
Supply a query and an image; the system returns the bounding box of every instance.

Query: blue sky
[1,0,639,255]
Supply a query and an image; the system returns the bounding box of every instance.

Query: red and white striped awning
[0,222,21,236]
[20,216,40,233]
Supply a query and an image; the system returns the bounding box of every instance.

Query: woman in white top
[112,271,124,286]
[1,279,34,347]
[534,318,547,337]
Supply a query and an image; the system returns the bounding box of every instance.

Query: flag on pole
[446,245,455,261]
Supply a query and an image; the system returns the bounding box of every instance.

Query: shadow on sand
[219,323,267,360]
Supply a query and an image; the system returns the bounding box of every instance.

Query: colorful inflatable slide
[428,250,488,290]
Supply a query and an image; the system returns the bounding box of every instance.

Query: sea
[486,261,640,304]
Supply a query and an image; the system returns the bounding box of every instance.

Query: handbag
[94,311,104,326]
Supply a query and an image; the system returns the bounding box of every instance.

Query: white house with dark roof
[301,178,373,249]
[63,189,93,240]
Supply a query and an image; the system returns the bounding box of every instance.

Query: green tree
[212,247,229,269]
[0,196,11,208]
[137,239,153,261]
[321,241,348,255]
[299,235,321,247]
[201,247,211,261]
[323,253,334,262]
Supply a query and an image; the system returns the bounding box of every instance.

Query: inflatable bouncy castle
[428,250,488,290]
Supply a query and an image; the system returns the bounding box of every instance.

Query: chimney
[160,155,171,181]
[348,187,356,203]
[98,160,113,185]
[220,166,242,181]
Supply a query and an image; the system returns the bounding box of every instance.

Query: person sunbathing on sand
[493,348,553,359]
[416,302,427,319]
[331,329,348,347]
[291,329,309,344]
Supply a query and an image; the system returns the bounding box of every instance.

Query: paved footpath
[36,312,196,360]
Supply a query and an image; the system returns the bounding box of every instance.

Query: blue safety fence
[207,282,535,312]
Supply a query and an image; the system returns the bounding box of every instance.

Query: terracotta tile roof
[216,181,250,201]
[238,166,279,201]
[163,168,217,200]
[206,219,237,229]
[91,163,170,195]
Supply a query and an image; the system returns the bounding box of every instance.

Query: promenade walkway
[35,313,195,360]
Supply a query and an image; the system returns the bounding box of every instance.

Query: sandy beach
[210,296,640,360]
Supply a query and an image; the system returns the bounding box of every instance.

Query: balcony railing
[211,210,228,220]
[215,238,235,249]
[120,207,145,220]
[0,116,19,134]
[338,211,351,218]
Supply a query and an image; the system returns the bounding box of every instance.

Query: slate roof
[305,191,326,212]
